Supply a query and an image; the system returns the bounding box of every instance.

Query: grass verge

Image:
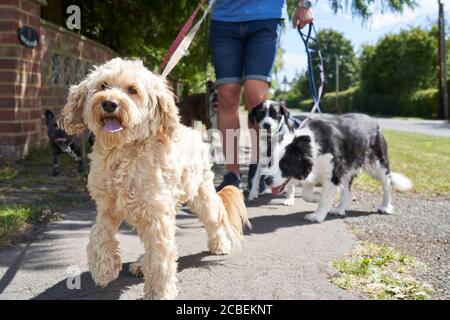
[354,129,450,197]
[331,242,433,300]
[0,147,90,248]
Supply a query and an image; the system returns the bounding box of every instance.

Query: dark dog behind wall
[177,80,218,129]
[44,110,93,176]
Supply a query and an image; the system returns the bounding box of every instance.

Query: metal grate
[50,53,92,86]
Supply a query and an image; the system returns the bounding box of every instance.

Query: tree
[360,27,438,95]
[288,29,358,102]
[49,0,419,93]
[59,0,212,92]
[286,0,416,19]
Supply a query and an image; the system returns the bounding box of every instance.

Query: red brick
[0,46,21,58]
[0,58,19,69]
[0,32,20,45]
[21,120,35,131]
[0,7,20,20]
[0,121,22,133]
[0,109,28,120]
[0,0,21,6]
[22,0,40,16]
[0,20,19,31]
[0,134,27,145]
[0,71,17,82]
[0,97,17,108]
[21,97,40,108]
[0,58,40,73]
[27,14,40,29]
[29,109,41,119]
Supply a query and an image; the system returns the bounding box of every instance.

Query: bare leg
[87,209,123,287]
[305,181,338,223]
[244,80,269,162]
[244,80,270,196]
[244,80,269,109]
[138,215,178,300]
[217,84,241,175]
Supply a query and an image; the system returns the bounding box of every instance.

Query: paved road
[292,112,450,137]
[0,191,359,300]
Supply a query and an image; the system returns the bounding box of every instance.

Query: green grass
[331,242,432,300]
[0,205,42,247]
[354,129,450,197]
[0,147,90,248]
[0,166,19,181]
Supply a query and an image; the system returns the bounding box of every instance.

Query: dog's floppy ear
[279,103,290,122]
[295,135,311,144]
[154,80,179,140]
[299,157,313,179]
[58,80,88,135]
[44,109,55,126]
[248,103,263,125]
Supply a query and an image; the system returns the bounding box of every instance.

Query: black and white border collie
[247,100,300,203]
[265,113,412,223]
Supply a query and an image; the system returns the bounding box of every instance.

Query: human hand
[292,7,314,29]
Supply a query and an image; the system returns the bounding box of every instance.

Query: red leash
[159,0,206,73]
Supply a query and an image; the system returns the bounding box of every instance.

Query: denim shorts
[210,19,282,86]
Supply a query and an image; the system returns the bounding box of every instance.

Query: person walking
[211,0,314,191]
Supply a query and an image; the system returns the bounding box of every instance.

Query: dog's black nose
[262,123,271,130]
[265,176,274,186]
[101,101,118,113]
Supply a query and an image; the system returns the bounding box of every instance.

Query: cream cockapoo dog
[58,58,249,299]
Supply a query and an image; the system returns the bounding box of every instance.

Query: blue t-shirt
[212,0,287,22]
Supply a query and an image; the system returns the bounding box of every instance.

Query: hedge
[292,86,440,118]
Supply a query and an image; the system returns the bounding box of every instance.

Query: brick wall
[0,0,116,162]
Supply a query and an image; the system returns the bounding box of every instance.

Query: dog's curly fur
[58,58,249,300]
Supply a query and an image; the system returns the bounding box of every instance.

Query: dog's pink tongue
[271,186,283,196]
[103,119,123,133]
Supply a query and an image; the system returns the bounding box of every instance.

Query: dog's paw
[330,208,346,216]
[283,198,295,206]
[208,237,232,255]
[87,247,121,287]
[247,190,259,201]
[129,261,144,277]
[377,204,394,214]
[302,194,320,203]
[144,284,178,300]
[305,212,326,223]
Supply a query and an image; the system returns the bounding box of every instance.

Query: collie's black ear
[280,103,290,119]
[44,110,55,126]
[296,135,311,144]
[248,103,263,125]
[299,157,313,179]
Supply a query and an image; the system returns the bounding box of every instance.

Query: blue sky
[279,0,449,85]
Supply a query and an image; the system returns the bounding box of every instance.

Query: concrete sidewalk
[0,112,359,300]
[0,189,359,300]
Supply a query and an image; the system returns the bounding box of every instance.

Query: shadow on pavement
[33,262,142,300]
[246,209,383,235]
